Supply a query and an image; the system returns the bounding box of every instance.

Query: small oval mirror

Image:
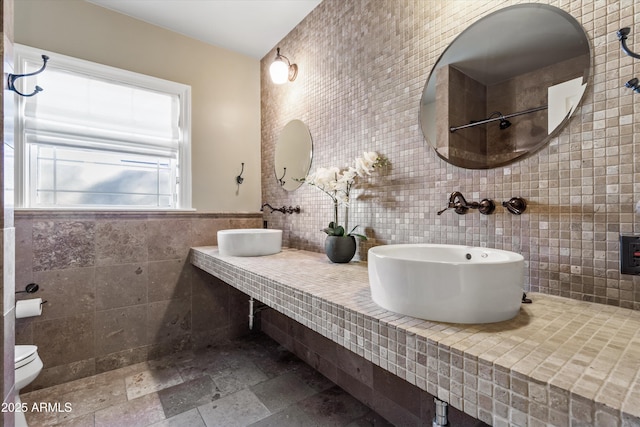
[419,4,591,169]
[274,120,313,191]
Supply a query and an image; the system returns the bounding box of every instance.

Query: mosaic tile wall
[14,211,262,390]
[260,0,640,309]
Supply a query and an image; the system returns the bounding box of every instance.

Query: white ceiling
[86,0,322,60]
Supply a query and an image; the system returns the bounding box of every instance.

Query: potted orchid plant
[302,151,387,262]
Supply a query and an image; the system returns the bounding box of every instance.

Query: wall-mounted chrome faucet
[437,191,495,215]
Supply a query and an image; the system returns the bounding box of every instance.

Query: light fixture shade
[270,59,289,84]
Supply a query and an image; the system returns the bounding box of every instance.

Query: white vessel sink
[217,229,282,257]
[368,244,524,324]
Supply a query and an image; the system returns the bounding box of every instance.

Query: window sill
[13,208,263,220]
[15,207,197,212]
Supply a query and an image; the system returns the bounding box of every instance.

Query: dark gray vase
[324,235,356,263]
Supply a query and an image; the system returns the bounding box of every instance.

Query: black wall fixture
[236,163,245,185]
[616,27,640,94]
[7,54,49,97]
[277,167,287,186]
[617,27,640,60]
[625,78,640,93]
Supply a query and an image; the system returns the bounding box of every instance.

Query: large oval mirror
[419,4,591,169]
[274,119,313,191]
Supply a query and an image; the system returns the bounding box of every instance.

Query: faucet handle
[437,203,469,215]
[478,199,496,215]
[502,197,527,215]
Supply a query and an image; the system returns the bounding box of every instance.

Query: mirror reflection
[274,119,313,191]
[419,4,590,169]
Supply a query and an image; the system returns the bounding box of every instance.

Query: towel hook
[7,54,49,97]
[277,167,287,186]
[236,163,245,185]
[625,77,640,93]
[616,28,640,60]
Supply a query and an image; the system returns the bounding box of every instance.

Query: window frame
[14,44,192,210]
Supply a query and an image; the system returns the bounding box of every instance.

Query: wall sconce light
[269,47,298,84]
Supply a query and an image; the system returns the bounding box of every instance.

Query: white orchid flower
[354,157,372,176]
[363,151,378,163]
[339,167,358,183]
[301,153,386,238]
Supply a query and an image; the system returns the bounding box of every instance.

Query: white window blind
[15,44,192,209]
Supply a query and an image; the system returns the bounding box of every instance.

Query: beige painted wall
[14,0,261,212]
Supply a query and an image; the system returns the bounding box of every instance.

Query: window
[14,45,191,209]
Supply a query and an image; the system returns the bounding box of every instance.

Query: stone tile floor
[21,332,393,426]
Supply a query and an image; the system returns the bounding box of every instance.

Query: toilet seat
[14,345,43,427]
[15,345,38,369]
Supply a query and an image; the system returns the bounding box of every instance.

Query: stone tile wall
[260,307,488,427]
[14,210,262,391]
[260,0,640,309]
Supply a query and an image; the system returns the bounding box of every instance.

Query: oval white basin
[368,244,524,324]
[217,229,282,257]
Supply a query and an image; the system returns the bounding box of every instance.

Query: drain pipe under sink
[433,398,448,426]
[248,297,269,330]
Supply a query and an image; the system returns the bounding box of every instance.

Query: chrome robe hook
[7,54,49,97]
[277,167,287,186]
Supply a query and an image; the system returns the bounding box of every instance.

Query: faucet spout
[436,207,449,215]
[261,203,301,215]
[261,202,281,213]
[449,191,470,214]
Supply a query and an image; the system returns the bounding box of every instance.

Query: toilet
[14,345,43,427]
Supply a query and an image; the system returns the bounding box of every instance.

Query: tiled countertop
[191,247,640,427]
